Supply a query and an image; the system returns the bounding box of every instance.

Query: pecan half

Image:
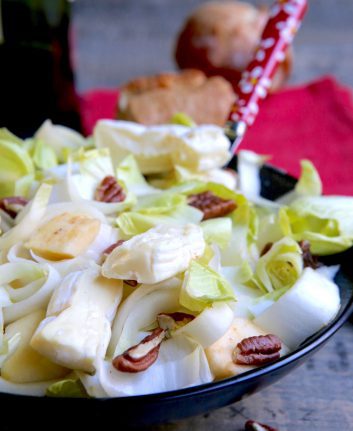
[233,334,282,366]
[187,191,237,220]
[245,420,278,431]
[260,242,273,257]
[124,279,138,287]
[95,176,126,203]
[0,196,28,218]
[299,240,322,269]
[112,328,165,373]
[102,239,125,256]
[157,312,195,331]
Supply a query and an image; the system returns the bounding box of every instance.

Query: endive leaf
[46,378,88,398]
[253,237,303,293]
[180,261,236,312]
[117,193,203,236]
[279,195,353,255]
[0,140,35,198]
[201,217,232,249]
[295,160,322,197]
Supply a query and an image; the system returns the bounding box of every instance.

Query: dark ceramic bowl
[1,163,353,429]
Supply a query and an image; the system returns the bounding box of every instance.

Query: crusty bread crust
[117,69,235,126]
[120,69,206,97]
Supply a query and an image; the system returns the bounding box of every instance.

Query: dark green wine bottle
[0,0,81,137]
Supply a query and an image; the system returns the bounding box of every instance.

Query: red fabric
[80,88,119,136]
[79,76,353,195]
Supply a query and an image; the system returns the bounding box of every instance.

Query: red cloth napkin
[80,76,353,196]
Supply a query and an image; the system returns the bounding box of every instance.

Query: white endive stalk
[80,335,213,397]
[254,267,340,349]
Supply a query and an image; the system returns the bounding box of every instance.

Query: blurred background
[1,0,353,136]
[72,0,353,91]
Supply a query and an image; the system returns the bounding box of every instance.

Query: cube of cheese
[25,212,101,260]
[205,317,287,379]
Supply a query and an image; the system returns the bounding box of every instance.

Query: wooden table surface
[141,324,353,431]
[72,1,353,429]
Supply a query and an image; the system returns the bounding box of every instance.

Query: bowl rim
[1,282,351,402]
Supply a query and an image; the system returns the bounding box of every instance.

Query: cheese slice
[30,268,123,373]
[102,223,205,284]
[94,120,231,174]
[25,212,101,260]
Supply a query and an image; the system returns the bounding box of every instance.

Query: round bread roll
[175,1,292,92]
[117,69,236,126]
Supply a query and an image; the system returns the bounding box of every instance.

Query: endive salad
[0,119,349,398]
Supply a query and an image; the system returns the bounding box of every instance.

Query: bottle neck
[0,0,70,47]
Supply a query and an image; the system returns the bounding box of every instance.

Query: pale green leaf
[46,378,88,398]
[253,237,303,293]
[180,261,236,312]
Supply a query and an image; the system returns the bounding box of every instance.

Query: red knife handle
[229,0,308,126]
